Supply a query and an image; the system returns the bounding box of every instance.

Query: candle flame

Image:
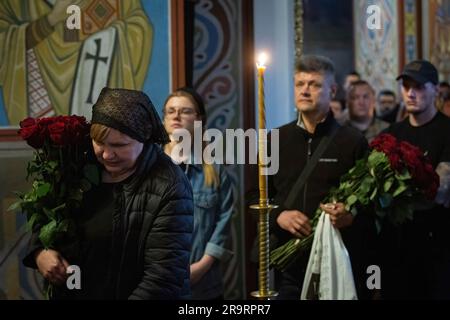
[256,52,268,68]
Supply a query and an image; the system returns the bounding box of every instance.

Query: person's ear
[330,84,338,99]
[434,84,440,97]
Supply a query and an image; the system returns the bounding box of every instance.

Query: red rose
[37,117,56,127]
[36,117,57,139]
[423,163,439,200]
[370,134,398,154]
[18,117,45,148]
[65,116,89,144]
[19,117,36,128]
[395,140,440,200]
[48,120,67,145]
[381,140,397,154]
[19,126,45,148]
[399,141,421,156]
[388,152,403,171]
[399,141,421,169]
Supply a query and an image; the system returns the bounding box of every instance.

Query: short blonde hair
[90,123,110,143]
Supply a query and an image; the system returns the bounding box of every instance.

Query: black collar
[297,111,339,138]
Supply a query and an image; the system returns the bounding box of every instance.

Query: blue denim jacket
[185,163,234,299]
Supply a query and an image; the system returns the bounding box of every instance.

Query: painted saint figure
[0,0,153,124]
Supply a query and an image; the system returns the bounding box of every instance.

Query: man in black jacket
[269,55,376,299]
[379,60,450,299]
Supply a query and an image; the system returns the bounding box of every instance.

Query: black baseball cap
[396,60,439,85]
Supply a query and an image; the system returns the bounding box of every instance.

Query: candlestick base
[249,203,278,211]
[250,290,278,300]
[249,202,278,300]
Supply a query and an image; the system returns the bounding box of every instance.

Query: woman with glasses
[163,87,234,300]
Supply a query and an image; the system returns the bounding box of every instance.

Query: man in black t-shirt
[380,60,450,299]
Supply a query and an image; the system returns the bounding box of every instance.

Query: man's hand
[435,162,450,208]
[276,210,312,238]
[47,0,83,26]
[320,202,353,229]
[35,249,70,286]
[190,255,215,286]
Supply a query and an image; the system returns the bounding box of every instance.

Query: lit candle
[256,53,268,206]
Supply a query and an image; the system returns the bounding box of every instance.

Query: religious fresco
[427,0,450,82]
[0,0,170,127]
[404,0,420,63]
[354,0,400,94]
[355,0,450,91]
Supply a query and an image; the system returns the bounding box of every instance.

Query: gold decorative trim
[294,0,304,62]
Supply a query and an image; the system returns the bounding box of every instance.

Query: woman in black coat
[23,88,193,299]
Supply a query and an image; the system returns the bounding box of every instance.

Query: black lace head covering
[91,87,170,144]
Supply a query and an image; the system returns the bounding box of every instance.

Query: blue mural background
[142,0,170,115]
[0,91,6,126]
[193,0,246,299]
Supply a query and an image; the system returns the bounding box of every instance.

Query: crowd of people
[22,56,450,300]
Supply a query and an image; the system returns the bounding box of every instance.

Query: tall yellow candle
[257,53,268,207]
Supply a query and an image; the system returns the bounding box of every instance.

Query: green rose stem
[270,208,322,272]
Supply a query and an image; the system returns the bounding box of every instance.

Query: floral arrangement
[9,116,99,249]
[270,133,440,271]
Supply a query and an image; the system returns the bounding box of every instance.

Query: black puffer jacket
[113,145,193,299]
[24,145,193,299]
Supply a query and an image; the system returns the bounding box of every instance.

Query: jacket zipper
[303,137,312,213]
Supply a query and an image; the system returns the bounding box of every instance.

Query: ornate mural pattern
[194,0,246,299]
[404,0,419,63]
[428,0,450,82]
[354,0,400,93]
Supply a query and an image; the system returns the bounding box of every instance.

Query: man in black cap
[379,60,450,299]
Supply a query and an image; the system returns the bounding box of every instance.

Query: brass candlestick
[250,53,278,300]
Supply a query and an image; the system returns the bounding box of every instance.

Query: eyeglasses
[164,107,197,118]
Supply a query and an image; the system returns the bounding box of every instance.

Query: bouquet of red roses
[9,116,99,249]
[270,133,439,271]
